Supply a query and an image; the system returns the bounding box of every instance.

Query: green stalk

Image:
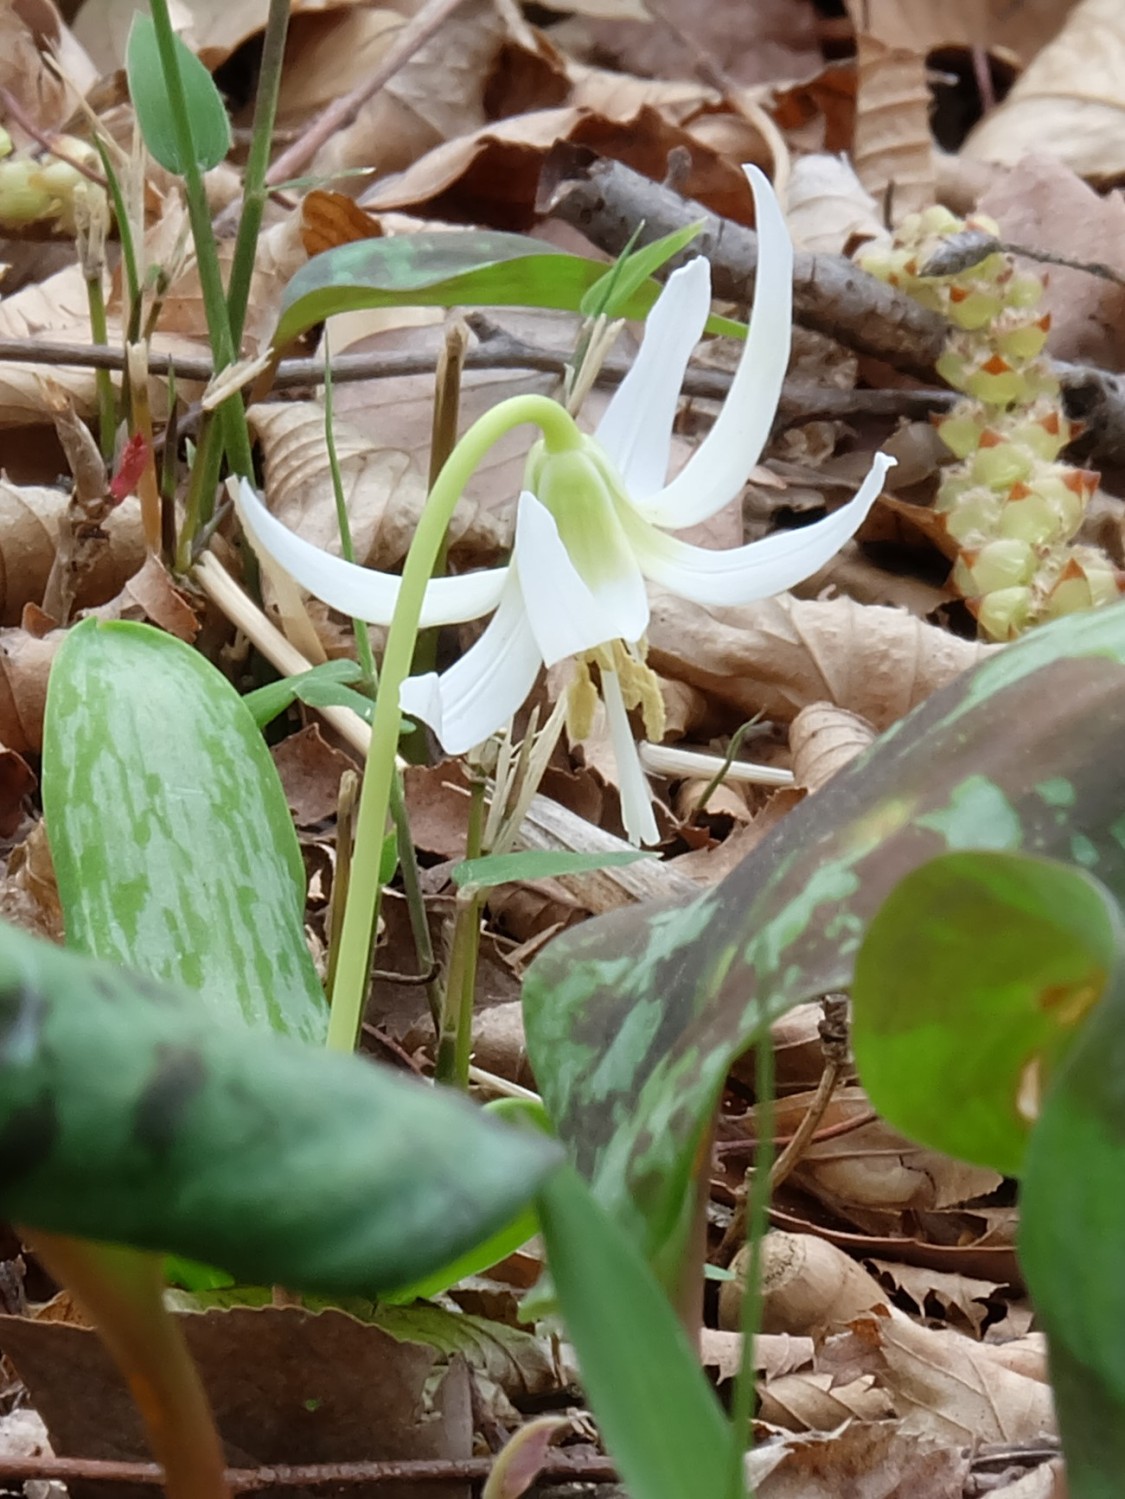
[25,1234,228,1499]
[93,136,141,318]
[147,0,253,482]
[325,394,582,1054]
[85,267,117,462]
[435,770,486,1087]
[323,346,441,1022]
[727,1037,776,1498]
[226,0,290,347]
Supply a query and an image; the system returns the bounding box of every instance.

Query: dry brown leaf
[786,153,886,255]
[0,0,96,137]
[745,1420,970,1499]
[300,189,383,256]
[360,104,756,228]
[865,1259,1007,1339]
[0,821,61,944]
[989,1458,1067,1498]
[0,482,144,625]
[964,0,1125,178]
[553,0,820,89]
[977,154,1125,369]
[721,1230,888,1335]
[700,1329,815,1386]
[0,626,61,754]
[647,590,996,731]
[109,554,201,642]
[830,1308,1055,1444]
[790,701,877,791]
[271,723,359,827]
[758,1369,894,1430]
[843,0,1077,60]
[852,33,935,224]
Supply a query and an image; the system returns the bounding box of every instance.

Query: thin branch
[0,1452,618,1490]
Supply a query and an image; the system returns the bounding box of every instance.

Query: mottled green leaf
[853,851,1114,1177]
[537,1165,733,1499]
[0,923,561,1293]
[1021,893,1125,1499]
[272,232,743,353]
[42,619,326,1042]
[523,602,1125,1267]
[126,14,231,174]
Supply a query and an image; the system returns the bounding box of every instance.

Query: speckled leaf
[0,924,562,1292]
[272,232,742,353]
[853,851,1115,1177]
[1022,896,1125,1499]
[523,602,1125,1269]
[42,619,326,1043]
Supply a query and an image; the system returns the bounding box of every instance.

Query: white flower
[233,166,894,844]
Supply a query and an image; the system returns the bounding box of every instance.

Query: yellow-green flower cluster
[0,128,104,236]
[861,206,1119,640]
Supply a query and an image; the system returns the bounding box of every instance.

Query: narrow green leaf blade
[42,619,326,1042]
[126,14,231,174]
[0,924,562,1294]
[853,851,1113,1176]
[538,1165,733,1499]
[452,849,651,890]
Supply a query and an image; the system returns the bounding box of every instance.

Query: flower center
[525,437,637,601]
[565,640,665,744]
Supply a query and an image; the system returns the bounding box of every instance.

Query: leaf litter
[3,0,1123,1490]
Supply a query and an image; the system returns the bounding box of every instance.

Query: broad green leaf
[0,923,562,1293]
[452,848,651,890]
[1021,890,1125,1499]
[272,232,744,353]
[853,851,1113,1176]
[42,618,326,1042]
[523,601,1125,1270]
[537,1165,734,1499]
[126,14,231,175]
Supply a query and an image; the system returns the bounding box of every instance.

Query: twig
[264,0,468,190]
[0,1452,618,1490]
[537,145,948,379]
[0,335,956,425]
[0,87,109,191]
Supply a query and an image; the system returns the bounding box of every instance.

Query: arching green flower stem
[325,395,582,1053]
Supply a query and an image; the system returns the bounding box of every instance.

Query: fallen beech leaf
[852,33,935,224]
[300,189,383,256]
[865,1259,1007,1339]
[745,1420,970,1498]
[0,627,63,754]
[647,591,996,730]
[0,483,144,626]
[758,1369,893,1430]
[786,153,886,255]
[977,154,1125,370]
[271,723,359,828]
[843,0,1078,62]
[790,702,877,792]
[964,0,1125,178]
[360,104,755,229]
[0,821,62,944]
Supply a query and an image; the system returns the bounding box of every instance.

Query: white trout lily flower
[233,166,894,845]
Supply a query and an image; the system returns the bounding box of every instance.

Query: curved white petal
[602,669,660,847]
[593,258,711,500]
[515,492,649,662]
[632,165,794,530]
[624,452,895,605]
[398,574,543,755]
[232,478,507,628]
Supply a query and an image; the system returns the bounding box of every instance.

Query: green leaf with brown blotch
[271,231,744,353]
[42,619,327,1044]
[522,601,1125,1271]
[0,923,562,1293]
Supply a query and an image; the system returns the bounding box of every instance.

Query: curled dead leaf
[790,702,877,792]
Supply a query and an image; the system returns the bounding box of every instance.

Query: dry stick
[537,145,948,380]
[0,335,958,427]
[266,0,466,189]
[0,1453,618,1490]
